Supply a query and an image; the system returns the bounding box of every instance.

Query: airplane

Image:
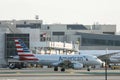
[9,39,103,71]
[110,56,120,63]
[79,50,120,64]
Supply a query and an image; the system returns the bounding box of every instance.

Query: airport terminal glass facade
[5,33,29,59]
[67,24,87,30]
[76,32,120,46]
[82,38,120,46]
[16,23,41,29]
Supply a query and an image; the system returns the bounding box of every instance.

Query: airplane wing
[97,52,120,62]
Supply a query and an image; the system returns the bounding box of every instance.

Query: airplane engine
[72,63,83,69]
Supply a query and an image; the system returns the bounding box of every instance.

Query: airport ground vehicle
[8,61,27,69]
[110,64,120,70]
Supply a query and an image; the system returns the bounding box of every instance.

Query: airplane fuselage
[34,54,102,66]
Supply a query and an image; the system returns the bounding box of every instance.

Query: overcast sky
[0,0,120,32]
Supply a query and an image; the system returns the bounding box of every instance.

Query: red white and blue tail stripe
[15,39,38,61]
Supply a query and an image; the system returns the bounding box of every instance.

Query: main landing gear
[54,67,65,72]
[54,66,58,71]
[87,68,90,71]
[87,66,91,71]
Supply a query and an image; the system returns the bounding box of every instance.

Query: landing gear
[87,66,91,71]
[87,68,90,71]
[61,68,65,72]
[54,67,65,72]
[54,67,58,71]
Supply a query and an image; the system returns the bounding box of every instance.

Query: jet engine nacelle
[72,63,83,69]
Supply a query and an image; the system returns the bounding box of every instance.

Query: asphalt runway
[0,68,120,80]
[0,75,120,80]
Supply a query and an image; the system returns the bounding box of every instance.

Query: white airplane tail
[14,39,38,61]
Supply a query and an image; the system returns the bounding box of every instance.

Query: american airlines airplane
[109,54,120,63]
[79,50,120,63]
[9,39,103,71]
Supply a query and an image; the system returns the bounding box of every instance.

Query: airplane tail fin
[14,39,38,61]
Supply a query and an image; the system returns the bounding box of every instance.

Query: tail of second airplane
[14,39,38,61]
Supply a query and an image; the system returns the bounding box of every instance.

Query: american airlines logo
[59,56,83,61]
[14,39,38,61]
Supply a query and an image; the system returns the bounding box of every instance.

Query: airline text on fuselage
[59,56,83,61]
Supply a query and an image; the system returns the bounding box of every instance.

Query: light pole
[105,48,108,80]
[105,59,107,80]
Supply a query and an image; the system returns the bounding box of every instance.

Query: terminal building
[15,20,119,50]
[0,19,120,67]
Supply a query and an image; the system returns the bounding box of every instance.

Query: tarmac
[0,68,120,80]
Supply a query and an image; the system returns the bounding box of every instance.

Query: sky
[0,0,120,32]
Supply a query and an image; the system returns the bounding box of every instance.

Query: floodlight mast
[105,48,108,80]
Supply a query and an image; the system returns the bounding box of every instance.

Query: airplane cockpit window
[83,56,86,58]
[85,55,98,60]
[93,56,98,59]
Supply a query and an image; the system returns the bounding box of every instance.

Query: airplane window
[83,56,86,58]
